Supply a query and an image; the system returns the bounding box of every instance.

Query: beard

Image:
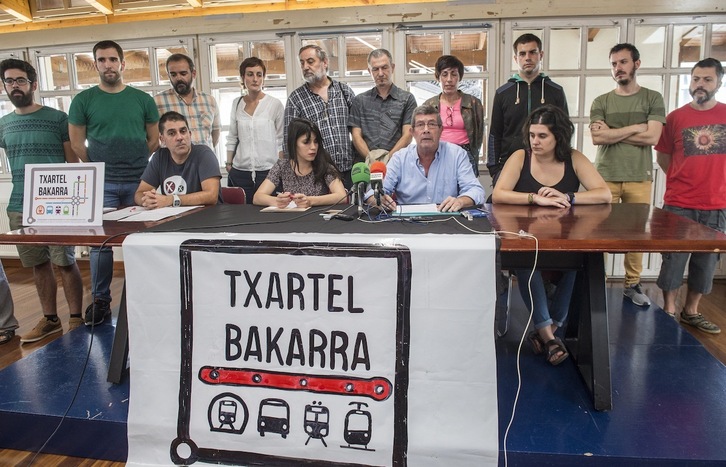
[303,68,326,85]
[173,80,192,96]
[614,69,635,86]
[690,87,717,105]
[100,70,121,86]
[8,90,33,108]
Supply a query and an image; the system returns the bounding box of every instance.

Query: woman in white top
[225,57,284,203]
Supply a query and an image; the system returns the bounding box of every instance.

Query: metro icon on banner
[171,240,411,466]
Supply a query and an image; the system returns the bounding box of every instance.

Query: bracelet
[567,192,575,204]
[225,162,232,166]
[528,193,535,205]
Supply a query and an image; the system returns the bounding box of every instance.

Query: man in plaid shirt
[284,45,355,188]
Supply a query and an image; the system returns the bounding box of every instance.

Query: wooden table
[0,211,203,384]
[486,202,726,411]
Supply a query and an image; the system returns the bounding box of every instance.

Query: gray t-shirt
[141,144,222,203]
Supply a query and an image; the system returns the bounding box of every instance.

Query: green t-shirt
[590,87,666,182]
[0,106,69,213]
[68,85,159,183]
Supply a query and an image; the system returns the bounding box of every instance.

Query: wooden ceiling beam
[83,0,114,15]
[0,0,32,22]
[186,0,202,7]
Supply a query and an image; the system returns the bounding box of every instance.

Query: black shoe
[85,299,111,326]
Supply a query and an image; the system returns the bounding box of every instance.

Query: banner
[124,232,498,466]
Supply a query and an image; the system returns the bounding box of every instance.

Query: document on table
[104,206,146,221]
[260,200,310,213]
[117,206,200,221]
[392,204,460,217]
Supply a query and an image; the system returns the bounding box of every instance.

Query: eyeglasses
[3,77,31,86]
[414,121,441,130]
[446,106,454,127]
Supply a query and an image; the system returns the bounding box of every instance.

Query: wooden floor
[0,260,724,466]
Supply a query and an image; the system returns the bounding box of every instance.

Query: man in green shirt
[0,58,84,343]
[590,43,665,307]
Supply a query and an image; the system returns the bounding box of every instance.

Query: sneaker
[20,316,62,343]
[85,299,111,326]
[68,316,84,331]
[623,283,651,307]
[680,311,721,334]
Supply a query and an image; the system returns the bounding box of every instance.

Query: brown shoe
[68,316,84,331]
[20,316,62,343]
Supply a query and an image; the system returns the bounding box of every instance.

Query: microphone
[369,161,387,207]
[350,162,370,215]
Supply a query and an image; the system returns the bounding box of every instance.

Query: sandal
[527,331,545,355]
[545,337,569,366]
[0,329,15,345]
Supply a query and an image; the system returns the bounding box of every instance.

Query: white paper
[118,206,199,222]
[103,206,147,221]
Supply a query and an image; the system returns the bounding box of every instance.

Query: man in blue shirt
[366,104,485,212]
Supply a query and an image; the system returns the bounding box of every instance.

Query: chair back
[221,186,246,204]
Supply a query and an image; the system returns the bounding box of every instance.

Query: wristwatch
[172,194,181,207]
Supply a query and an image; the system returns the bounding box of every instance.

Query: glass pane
[405,33,443,74]
[301,38,339,78]
[156,46,191,83]
[672,25,702,68]
[549,28,580,70]
[38,54,70,91]
[552,76,579,117]
[634,25,665,68]
[73,52,96,89]
[0,98,14,118]
[586,27,620,69]
[584,76,616,117]
[452,31,487,72]
[211,43,244,83]
[407,80,440,103]
[459,78,484,102]
[251,40,286,80]
[40,96,72,113]
[348,82,374,96]
[711,24,726,61]
[638,74,664,96]
[122,49,152,87]
[345,34,381,77]
[581,125,597,162]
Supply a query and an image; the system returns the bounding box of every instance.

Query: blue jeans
[657,205,726,294]
[227,168,268,204]
[515,270,577,330]
[90,181,137,303]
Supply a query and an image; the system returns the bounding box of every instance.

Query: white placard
[22,162,104,226]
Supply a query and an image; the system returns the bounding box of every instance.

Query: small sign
[22,162,104,226]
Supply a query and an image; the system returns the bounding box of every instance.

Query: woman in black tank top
[492,105,610,366]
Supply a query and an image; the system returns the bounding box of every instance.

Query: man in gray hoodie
[487,33,569,184]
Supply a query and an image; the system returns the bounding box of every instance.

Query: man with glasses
[488,33,569,185]
[284,44,355,187]
[654,57,725,334]
[69,40,160,326]
[0,58,84,343]
[154,53,220,149]
[349,48,417,165]
[365,104,484,212]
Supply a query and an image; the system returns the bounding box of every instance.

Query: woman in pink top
[423,55,484,176]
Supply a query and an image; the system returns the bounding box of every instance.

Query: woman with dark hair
[226,57,284,203]
[253,118,347,208]
[423,55,484,176]
[492,104,610,365]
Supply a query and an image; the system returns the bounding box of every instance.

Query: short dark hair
[239,57,266,77]
[166,53,195,72]
[692,57,724,82]
[159,111,188,133]
[299,44,327,62]
[286,118,340,186]
[93,40,124,61]
[522,104,574,163]
[513,33,542,53]
[411,104,442,127]
[0,58,37,83]
[434,55,465,80]
[609,43,640,62]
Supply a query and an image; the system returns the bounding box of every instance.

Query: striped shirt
[284,78,355,172]
[154,88,220,149]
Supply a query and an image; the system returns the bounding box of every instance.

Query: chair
[221,186,246,204]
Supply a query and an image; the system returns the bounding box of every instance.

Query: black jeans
[227,168,269,204]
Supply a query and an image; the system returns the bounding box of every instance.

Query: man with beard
[135,111,221,209]
[488,33,569,185]
[654,58,725,334]
[284,45,355,187]
[69,40,160,326]
[154,54,220,149]
[590,43,665,308]
[349,48,417,165]
[0,59,84,344]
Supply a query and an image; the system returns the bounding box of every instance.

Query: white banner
[124,232,498,466]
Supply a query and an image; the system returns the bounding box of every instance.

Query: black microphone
[370,161,387,207]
